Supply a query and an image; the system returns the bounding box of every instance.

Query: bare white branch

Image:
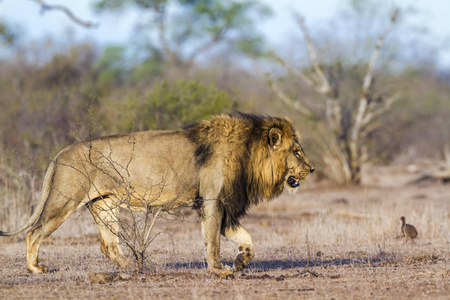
[362,93,401,126]
[350,9,400,171]
[297,17,332,96]
[294,17,342,129]
[361,9,399,97]
[276,56,315,88]
[268,76,314,117]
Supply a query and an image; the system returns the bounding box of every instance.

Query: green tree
[93,0,271,71]
[94,46,128,86]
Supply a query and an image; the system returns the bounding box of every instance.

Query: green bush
[117,80,237,131]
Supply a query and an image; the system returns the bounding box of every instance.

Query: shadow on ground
[165,252,397,271]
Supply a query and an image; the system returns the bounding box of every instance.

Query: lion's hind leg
[222,226,254,272]
[88,198,128,269]
[26,226,49,273]
[26,194,81,273]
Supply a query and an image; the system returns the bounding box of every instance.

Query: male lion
[0,113,314,276]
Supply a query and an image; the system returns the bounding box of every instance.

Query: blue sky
[1,0,449,67]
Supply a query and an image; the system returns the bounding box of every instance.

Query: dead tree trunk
[270,9,400,184]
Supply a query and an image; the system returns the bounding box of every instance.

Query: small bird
[400,216,418,242]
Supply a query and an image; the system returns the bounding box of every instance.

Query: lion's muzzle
[287,176,300,188]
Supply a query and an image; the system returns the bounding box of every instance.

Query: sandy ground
[1,165,449,299]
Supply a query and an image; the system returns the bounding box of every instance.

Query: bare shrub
[66,138,193,273]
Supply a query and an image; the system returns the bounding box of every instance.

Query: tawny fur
[0,113,314,275]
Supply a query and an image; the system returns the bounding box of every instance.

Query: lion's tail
[0,151,61,236]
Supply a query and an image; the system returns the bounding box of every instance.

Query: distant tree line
[0,0,448,185]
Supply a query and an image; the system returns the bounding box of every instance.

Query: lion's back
[52,130,200,196]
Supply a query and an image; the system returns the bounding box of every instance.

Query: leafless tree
[269,9,400,184]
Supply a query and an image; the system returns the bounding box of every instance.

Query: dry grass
[1,165,449,299]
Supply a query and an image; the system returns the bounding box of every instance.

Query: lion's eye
[294,150,301,158]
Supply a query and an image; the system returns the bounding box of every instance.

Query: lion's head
[266,125,315,194]
[285,143,315,190]
[244,114,315,199]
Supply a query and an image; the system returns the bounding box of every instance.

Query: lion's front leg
[200,199,233,277]
[222,226,254,272]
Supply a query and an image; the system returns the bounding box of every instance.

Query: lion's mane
[184,112,297,228]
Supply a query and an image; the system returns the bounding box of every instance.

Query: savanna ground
[1,165,449,299]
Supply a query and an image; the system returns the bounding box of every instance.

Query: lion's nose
[310,167,315,174]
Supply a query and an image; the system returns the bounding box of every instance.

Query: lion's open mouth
[287,176,300,188]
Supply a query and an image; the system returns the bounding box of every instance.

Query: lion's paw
[233,245,254,272]
[28,264,49,274]
[233,253,246,272]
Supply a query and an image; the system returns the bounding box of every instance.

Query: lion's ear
[269,128,283,150]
